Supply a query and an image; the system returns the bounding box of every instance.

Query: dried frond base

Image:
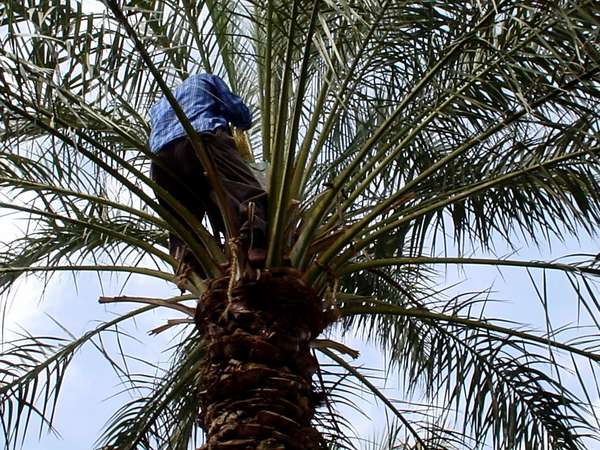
[195,268,332,450]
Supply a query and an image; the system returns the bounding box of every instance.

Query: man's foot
[248,247,266,267]
[175,262,193,294]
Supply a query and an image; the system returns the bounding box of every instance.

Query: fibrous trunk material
[195,268,332,450]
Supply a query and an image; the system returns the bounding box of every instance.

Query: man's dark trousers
[150,129,267,273]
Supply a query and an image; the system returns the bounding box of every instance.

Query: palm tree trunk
[195,268,332,450]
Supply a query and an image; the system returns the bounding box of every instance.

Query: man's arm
[209,75,253,130]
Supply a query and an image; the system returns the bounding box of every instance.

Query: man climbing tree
[149,73,268,277]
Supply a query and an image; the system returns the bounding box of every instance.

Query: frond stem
[342,257,600,277]
[318,347,427,447]
[339,301,600,362]
[0,265,174,282]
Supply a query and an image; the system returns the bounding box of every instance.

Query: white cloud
[0,209,47,339]
[3,276,46,330]
[79,0,106,14]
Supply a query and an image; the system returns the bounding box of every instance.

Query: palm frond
[98,330,205,450]
[0,305,155,450]
[338,266,600,450]
[293,0,600,278]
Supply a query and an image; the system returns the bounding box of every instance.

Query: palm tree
[1,0,600,448]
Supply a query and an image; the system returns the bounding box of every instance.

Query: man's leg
[150,139,212,276]
[200,130,268,264]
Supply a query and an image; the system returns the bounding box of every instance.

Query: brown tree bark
[195,268,335,450]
